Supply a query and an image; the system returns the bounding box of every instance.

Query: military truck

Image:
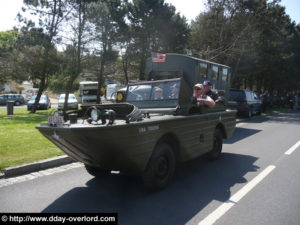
[79,81,98,105]
[36,54,236,191]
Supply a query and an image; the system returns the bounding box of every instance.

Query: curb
[2,155,75,179]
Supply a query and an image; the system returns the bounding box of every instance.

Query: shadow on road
[224,127,262,144]
[264,112,300,124]
[43,153,259,225]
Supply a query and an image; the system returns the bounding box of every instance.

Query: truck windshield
[83,90,97,95]
[126,80,180,101]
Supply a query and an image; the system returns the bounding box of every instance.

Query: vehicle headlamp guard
[85,106,116,125]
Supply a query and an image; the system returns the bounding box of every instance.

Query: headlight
[91,108,100,121]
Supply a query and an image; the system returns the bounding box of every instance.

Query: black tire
[208,129,223,161]
[142,142,176,191]
[84,164,111,177]
[15,101,21,106]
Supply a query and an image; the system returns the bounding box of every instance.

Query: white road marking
[285,141,300,155]
[198,165,276,225]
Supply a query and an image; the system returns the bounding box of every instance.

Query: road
[1,112,300,225]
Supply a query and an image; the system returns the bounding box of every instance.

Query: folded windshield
[126,81,180,101]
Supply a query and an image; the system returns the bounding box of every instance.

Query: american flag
[152,52,166,63]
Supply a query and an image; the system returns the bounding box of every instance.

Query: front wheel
[208,128,223,160]
[84,164,111,177]
[142,142,176,191]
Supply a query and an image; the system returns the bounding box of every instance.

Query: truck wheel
[142,143,176,191]
[209,128,223,161]
[84,164,110,177]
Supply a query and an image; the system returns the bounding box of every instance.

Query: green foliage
[0,30,19,83]
[127,0,190,79]
[3,0,300,99]
[190,0,300,94]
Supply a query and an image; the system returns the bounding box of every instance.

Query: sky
[0,0,300,32]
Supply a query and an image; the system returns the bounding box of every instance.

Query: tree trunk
[31,75,46,113]
[97,52,106,104]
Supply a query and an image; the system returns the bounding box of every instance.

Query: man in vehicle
[153,87,164,100]
[203,80,218,101]
[193,83,215,108]
[168,83,179,99]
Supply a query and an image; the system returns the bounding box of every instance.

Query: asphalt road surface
[1,111,300,225]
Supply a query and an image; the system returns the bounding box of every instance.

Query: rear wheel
[84,164,111,177]
[142,142,176,191]
[208,128,223,160]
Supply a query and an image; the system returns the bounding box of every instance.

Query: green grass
[0,108,64,172]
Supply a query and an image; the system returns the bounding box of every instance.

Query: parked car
[228,89,262,117]
[27,95,51,110]
[25,88,39,101]
[58,94,78,110]
[0,94,25,106]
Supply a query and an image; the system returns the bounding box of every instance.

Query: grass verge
[0,108,64,172]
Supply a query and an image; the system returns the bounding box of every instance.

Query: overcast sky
[0,0,299,32]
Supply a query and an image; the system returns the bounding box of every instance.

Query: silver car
[27,95,51,110]
[58,94,78,110]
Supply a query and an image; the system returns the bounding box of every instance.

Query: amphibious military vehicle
[37,54,236,190]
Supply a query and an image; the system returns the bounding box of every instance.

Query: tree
[19,0,68,113]
[189,0,297,94]
[88,0,125,103]
[127,0,189,80]
[60,0,90,113]
[0,30,19,84]
[15,27,60,87]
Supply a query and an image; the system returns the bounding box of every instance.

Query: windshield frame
[126,78,181,102]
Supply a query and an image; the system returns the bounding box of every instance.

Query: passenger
[169,83,179,99]
[154,87,163,100]
[203,80,218,101]
[193,83,215,108]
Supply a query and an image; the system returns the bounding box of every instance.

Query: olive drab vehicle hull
[37,106,235,173]
[36,54,236,190]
